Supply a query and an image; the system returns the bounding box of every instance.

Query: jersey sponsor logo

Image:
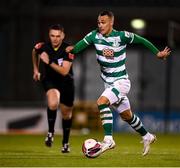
[68,53,74,60]
[58,58,63,66]
[102,48,114,59]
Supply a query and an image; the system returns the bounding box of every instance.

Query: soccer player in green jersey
[66,11,171,156]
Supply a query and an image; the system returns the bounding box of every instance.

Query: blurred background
[0,0,180,134]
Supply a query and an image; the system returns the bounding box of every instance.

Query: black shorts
[42,78,75,107]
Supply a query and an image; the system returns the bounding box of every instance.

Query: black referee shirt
[35,42,74,82]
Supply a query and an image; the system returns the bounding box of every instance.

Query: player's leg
[45,88,60,147]
[97,89,119,153]
[112,78,156,155]
[115,98,156,156]
[98,78,131,152]
[59,81,74,153]
[121,109,156,156]
[59,103,73,153]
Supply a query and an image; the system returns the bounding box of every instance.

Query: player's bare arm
[52,61,72,76]
[39,51,49,64]
[40,51,72,76]
[32,48,40,81]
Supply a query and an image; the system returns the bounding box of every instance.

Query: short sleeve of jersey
[83,30,96,45]
[34,42,45,54]
[61,43,75,62]
[63,52,75,62]
[121,31,134,44]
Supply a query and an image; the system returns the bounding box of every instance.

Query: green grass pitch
[0,132,180,167]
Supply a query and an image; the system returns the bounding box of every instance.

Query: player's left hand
[157,47,171,60]
[40,52,50,64]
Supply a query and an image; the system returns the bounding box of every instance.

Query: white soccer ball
[82,138,102,158]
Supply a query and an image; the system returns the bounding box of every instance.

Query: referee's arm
[49,61,72,76]
[32,48,40,81]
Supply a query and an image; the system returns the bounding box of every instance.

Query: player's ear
[110,18,114,27]
[61,31,65,40]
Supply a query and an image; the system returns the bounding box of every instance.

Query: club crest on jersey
[102,48,114,59]
[112,38,120,47]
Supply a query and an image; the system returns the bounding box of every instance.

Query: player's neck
[52,42,62,50]
[104,28,113,37]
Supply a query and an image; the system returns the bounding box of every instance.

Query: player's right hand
[40,52,50,64]
[34,42,44,50]
[33,71,41,81]
[65,46,74,53]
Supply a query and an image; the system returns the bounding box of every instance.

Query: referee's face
[98,15,114,36]
[49,29,65,48]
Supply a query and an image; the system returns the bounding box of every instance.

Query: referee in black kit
[32,24,75,153]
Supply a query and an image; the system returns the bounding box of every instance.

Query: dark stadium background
[0,0,180,133]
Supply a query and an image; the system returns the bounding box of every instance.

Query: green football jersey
[72,29,159,84]
[83,29,134,84]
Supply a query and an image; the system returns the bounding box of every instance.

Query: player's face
[98,15,113,36]
[49,29,65,48]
